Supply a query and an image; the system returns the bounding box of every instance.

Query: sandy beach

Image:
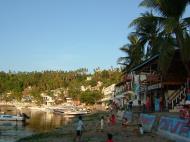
[16,111,174,142]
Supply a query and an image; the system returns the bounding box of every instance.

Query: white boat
[64,108,88,115]
[0,114,25,121]
[53,107,87,115]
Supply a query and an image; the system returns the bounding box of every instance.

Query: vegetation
[80,90,102,105]
[117,34,144,72]
[119,0,190,75]
[0,68,121,104]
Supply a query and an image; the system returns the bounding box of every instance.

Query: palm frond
[129,12,166,33]
[140,0,189,18]
[119,44,130,52]
[162,18,179,33]
[129,12,155,28]
[117,57,130,64]
[139,0,157,9]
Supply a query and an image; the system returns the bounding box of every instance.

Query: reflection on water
[28,110,72,132]
[0,105,74,142]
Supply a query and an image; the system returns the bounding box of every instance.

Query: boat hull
[53,109,87,115]
[0,115,24,121]
[64,111,88,115]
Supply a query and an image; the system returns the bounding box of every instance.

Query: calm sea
[0,105,73,142]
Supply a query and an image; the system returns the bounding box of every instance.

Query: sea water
[0,106,73,142]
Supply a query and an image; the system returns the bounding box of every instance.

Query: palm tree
[140,0,190,45]
[132,0,190,75]
[129,12,164,58]
[117,34,144,72]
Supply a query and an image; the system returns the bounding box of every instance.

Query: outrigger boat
[0,113,30,121]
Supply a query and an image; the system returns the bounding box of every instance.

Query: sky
[0,0,189,73]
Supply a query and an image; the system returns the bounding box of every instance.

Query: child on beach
[106,115,110,126]
[110,114,116,125]
[75,116,85,142]
[106,133,113,142]
[122,117,128,127]
[100,116,104,131]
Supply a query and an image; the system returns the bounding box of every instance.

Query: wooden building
[127,50,189,111]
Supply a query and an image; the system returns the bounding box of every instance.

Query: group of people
[75,114,116,142]
[145,96,164,112]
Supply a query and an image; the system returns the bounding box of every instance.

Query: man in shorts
[75,116,85,142]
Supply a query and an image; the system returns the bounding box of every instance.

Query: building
[98,84,115,109]
[127,50,189,112]
[113,82,127,108]
[41,93,55,106]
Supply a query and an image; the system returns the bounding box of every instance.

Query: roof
[130,54,159,72]
[115,81,125,87]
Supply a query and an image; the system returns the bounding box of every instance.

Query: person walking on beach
[106,133,113,142]
[75,116,85,142]
[110,114,116,125]
[146,96,151,112]
[128,100,133,111]
[100,116,104,131]
[159,96,164,112]
[106,114,110,126]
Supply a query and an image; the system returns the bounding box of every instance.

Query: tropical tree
[139,0,190,44]
[129,12,164,58]
[131,0,190,75]
[118,34,144,72]
[80,90,102,105]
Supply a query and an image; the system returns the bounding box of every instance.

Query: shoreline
[0,102,97,112]
[16,111,174,142]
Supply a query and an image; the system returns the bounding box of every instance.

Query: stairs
[168,87,186,112]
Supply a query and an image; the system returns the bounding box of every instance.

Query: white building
[65,97,73,103]
[41,93,55,106]
[114,82,127,108]
[101,84,115,102]
[86,76,92,81]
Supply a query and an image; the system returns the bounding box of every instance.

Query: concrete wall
[157,116,190,142]
[139,113,190,142]
[140,113,156,132]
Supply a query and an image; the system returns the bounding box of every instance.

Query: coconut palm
[140,0,190,46]
[129,12,164,58]
[131,0,190,75]
[118,34,144,72]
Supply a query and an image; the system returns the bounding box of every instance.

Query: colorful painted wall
[158,116,190,142]
[140,113,156,132]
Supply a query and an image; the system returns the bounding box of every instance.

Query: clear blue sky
[0,0,189,72]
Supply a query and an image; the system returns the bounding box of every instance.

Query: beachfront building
[99,84,115,108]
[113,82,127,108]
[41,93,55,106]
[86,76,92,81]
[65,97,73,103]
[127,50,189,112]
